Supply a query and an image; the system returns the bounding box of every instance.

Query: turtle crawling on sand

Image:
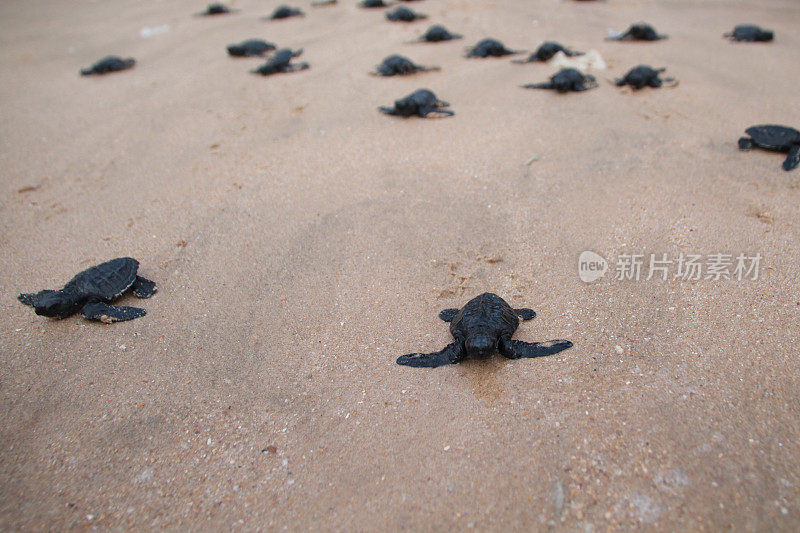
[227,39,276,57]
[397,293,573,368]
[386,6,427,22]
[372,55,440,76]
[18,257,156,323]
[513,41,583,63]
[251,48,309,75]
[466,38,523,58]
[198,3,234,16]
[607,23,667,41]
[80,56,135,76]
[413,24,462,43]
[738,125,800,171]
[267,5,303,19]
[724,24,774,42]
[379,89,453,117]
[523,68,598,92]
[615,65,676,89]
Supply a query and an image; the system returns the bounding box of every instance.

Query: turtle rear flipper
[522,82,554,90]
[499,338,573,359]
[132,276,157,298]
[514,308,536,321]
[81,301,146,323]
[783,144,800,171]
[397,342,465,368]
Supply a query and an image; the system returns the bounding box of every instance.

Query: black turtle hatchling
[607,23,667,41]
[386,6,427,22]
[18,257,156,323]
[267,5,304,19]
[724,24,774,42]
[522,68,598,92]
[615,65,675,89]
[251,48,309,75]
[80,56,135,76]
[379,89,453,118]
[412,24,462,43]
[372,55,440,76]
[198,3,234,16]
[397,293,573,368]
[227,39,277,57]
[513,41,583,63]
[466,38,523,58]
[738,125,800,171]
[360,0,392,7]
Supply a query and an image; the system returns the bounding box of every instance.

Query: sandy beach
[1,0,799,529]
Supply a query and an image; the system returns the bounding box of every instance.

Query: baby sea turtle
[227,39,276,57]
[412,24,462,43]
[379,89,453,118]
[372,55,440,76]
[80,56,135,76]
[724,24,774,42]
[267,5,304,19]
[360,0,392,7]
[198,3,234,16]
[397,293,573,368]
[615,65,676,89]
[466,38,523,58]
[738,125,800,171]
[512,41,583,63]
[523,68,598,92]
[18,257,156,323]
[251,48,309,75]
[607,23,667,41]
[386,6,427,22]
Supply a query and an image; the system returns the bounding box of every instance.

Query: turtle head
[33,290,78,318]
[465,333,497,359]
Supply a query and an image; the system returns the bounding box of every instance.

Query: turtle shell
[65,257,139,301]
[746,125,800,150]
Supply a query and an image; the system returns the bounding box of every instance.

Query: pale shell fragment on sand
[550,50,606,71]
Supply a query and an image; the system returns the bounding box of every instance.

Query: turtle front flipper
[18,290,56,307]
[783,144,800,171]
[498,338,573,359]
[81,301,146,323]
[420,107,454,118]
[397,342,465,367]
[514,308,536,321]
[438,308,459,322]
[132,276,157,298]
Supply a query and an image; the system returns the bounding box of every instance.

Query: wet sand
[1,0,799,529]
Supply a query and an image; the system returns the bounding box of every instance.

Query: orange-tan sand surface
[1,0,799,530]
